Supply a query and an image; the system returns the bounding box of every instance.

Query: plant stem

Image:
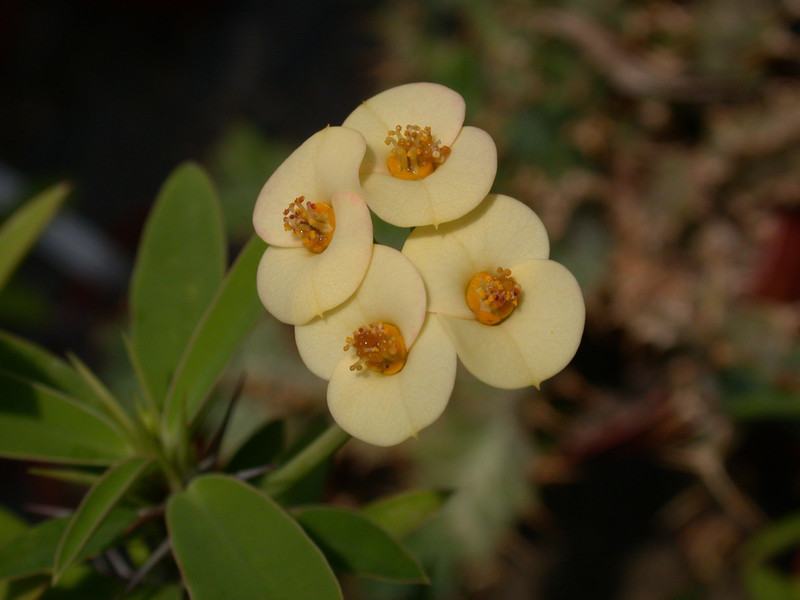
[261,423,350,497]
[137,432,184,493]
[156,452,184,493]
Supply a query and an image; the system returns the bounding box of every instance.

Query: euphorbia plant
[0,82,584,599]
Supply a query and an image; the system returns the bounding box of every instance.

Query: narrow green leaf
[161,236,266,442]
[66,354,136,439]
[0,340,133,467]
[28,467,100,487]
[0,509,137,580]
[53,457,151,582]
[130,162,226,405]
[0,183,69,294]
[0,373,129,464]
[123,334,157,417]
[362,489,451,539]
[294,506,427,583]
[0,331,93,404]
[167,474,342,600]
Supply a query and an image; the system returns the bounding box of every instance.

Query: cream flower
[253,126,373,325]
[342,82,497,228]
[295,245,457,446]
[402,194,585,389]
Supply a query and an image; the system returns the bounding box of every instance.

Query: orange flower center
[283,196,335,254]
[344,322,407,375]
[466,267,521,325]
[384,124,450,181]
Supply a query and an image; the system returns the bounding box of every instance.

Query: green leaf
[726,390,800,421]
[0,575,48,600]
[167,474,341,600]
[130,162,226,406]
[370,212,410,251]
[0,518,67,580]
[0,373,129,464]
[225,419,284,476]
[53,457,151,582]
[0,183,69,294]
[293,506,427,583]
[362,489,451,540]
[746,512,800,566]
[39,564,120,599]
[0,508,137,580]
[0,331,93,404]
[744,566,800,600]
[0,336,134,456]
[31,573,181,600]
[123,584,185,600]
[0,505,27,549]
[161,236,267,441]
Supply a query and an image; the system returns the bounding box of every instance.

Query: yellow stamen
[283,196,335,253]
[466,267,521,325]
[344,322,407,375]
[385,124,450,181]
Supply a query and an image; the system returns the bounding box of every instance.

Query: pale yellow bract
[343,82,497,228]
[295,245,457,446]
[402,194,586,389]
[252,127,373,325]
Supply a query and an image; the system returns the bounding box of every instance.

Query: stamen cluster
[385,125,451,180]
[344,322,407,375]
[283,196,335,254]
[477,268,521,308]
[467,267,521,326]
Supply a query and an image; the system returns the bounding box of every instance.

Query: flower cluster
[253,82,585,446]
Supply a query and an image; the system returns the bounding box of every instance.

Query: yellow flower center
[344,322,407,375]
[283,196,335,254]
[466,267,521,326]
[384,124,450,181]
